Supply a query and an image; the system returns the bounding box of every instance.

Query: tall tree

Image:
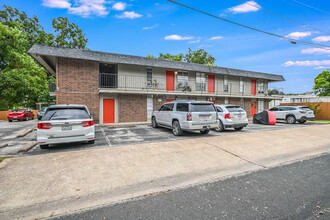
[0,23,47,109]
[313,70,330,96]
[147,48,216,65]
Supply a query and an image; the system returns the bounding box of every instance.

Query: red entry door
[251,79,256,95]
[251,101,256,117]
[103,99,115,123]
[166,70,174,91]
[208,74,215,93]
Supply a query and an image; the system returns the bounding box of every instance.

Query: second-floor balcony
[99,73,269,97]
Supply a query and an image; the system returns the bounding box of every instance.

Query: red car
[7,109,35,122]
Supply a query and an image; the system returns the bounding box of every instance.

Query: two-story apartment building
[28,44,285,124]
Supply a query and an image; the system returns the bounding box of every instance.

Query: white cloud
[164,35,193,40]
[286,31,312,40]
[43,0,110,17]
[188,39,200,44]
[42,0,71,8]
[209,36,223,40]
[142,24,159,30]
[228,1,261,14]
[283,60,330,67]
[116,11,143,19]
[301,48,330,55]
[314,66,330,69]
[312,36,330,43]
[198,44,213,48]
[112,2,126,11]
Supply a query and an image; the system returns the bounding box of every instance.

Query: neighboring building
[28,44,285,124]
[282,94,330,103]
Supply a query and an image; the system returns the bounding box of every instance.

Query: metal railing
[99,73,269,96]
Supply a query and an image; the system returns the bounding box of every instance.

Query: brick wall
[244,99,252,118]
[118,94,147,122]
[153,95,166,110]
[57,57,100,123]
[215,97,225,104]
[229,97,240,106]
[264,99,269,110]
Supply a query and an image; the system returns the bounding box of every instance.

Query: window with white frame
[239,77,244,93]
[196,72,206,91]
[146,67,152,87]
[258,100,264,113]
[225,97,229,104]
[177,71,188,89]
[224,75,228,92]
[257,79,264,94]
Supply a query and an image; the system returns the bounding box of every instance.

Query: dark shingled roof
[28,44,285,82]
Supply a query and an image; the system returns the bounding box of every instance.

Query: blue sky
[2,0,330,93]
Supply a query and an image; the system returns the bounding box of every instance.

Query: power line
[167,0,330,50]
[235,0,330,35]
[292,0,330,15]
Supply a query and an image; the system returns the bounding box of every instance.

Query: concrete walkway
[1,125,330,220]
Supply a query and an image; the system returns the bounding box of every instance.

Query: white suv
[215,105,248,131]
[152,101,218,136]
[269,105,308,124]
[37,105,95,149]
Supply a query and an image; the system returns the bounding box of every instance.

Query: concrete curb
[0,143,8,148]
[17,142,38,153]
[17,129,33,138]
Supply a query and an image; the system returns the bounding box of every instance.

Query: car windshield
[11,109,25,112]
[190,103,215,112]
[226,106,245,112]
[42,108,90,120]
[40,107,48,112]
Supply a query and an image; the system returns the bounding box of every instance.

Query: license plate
[62,125,72,131]
[13,116,17,119]
[237,114,242,118]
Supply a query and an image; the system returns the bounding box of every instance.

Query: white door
[147,97,153,120]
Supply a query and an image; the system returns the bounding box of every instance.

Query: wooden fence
[0,110,39,121]
[280,102,330,120]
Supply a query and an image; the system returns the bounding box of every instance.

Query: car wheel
[152,117,158,128]
[32,116,35,120]
[88,140,95,144]
[172,120,183,136]
[40,144,49,149]
[234,127,243,131]
[286,115,296,124]
[200,129,210,134]
[215,120,225,132]
[24,116,28,121]
[8,120,12,122]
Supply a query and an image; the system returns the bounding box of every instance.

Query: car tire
[152,117,158,128]
[215,120,225,132]
[8,120,12,122]
[88,140,95,144]
[172,120,183,136]
[24,116,28,121]
[40,144,49,149]
[200,130,210,134]
[32,116,35,120]
[286,115,296,124]
[234,127,243,131]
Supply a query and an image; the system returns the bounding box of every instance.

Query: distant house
[28,44,285,124]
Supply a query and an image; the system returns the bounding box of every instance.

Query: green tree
[184,48,215,66]
[313,70,330,96]
[268,89,284,96]
[0,23,47,109]
[147,48,216,65]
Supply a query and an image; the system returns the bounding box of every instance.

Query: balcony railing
[99,73,269,96]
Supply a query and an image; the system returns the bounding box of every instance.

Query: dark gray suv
[152,101,218,136]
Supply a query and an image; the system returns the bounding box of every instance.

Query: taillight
[225,113,231,119]
[38,123,52,129]
[299,111,306,114]
[216,112,219,120]
[187,112,192,121]
[82,121,94,127]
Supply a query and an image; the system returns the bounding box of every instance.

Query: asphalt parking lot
[0,119,318,157]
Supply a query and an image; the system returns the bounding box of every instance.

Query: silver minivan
[152,101,218,136]
[215,104,248,131]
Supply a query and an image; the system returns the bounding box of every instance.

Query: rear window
[300,107,311,110]
[189,103,215,112]
[11,109,25,112]
[225,106,245,112]
[42,108,90,121]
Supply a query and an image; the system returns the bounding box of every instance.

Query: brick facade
[215,97,225,104]
[118,94,147,123]
[244,99,252,118]
[264,99,269,110]
[57,57,100,123]
[153,95,166,110]
[229,97,240,106]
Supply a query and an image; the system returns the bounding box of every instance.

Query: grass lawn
[0,156,13,163]
[312,120,330,124]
